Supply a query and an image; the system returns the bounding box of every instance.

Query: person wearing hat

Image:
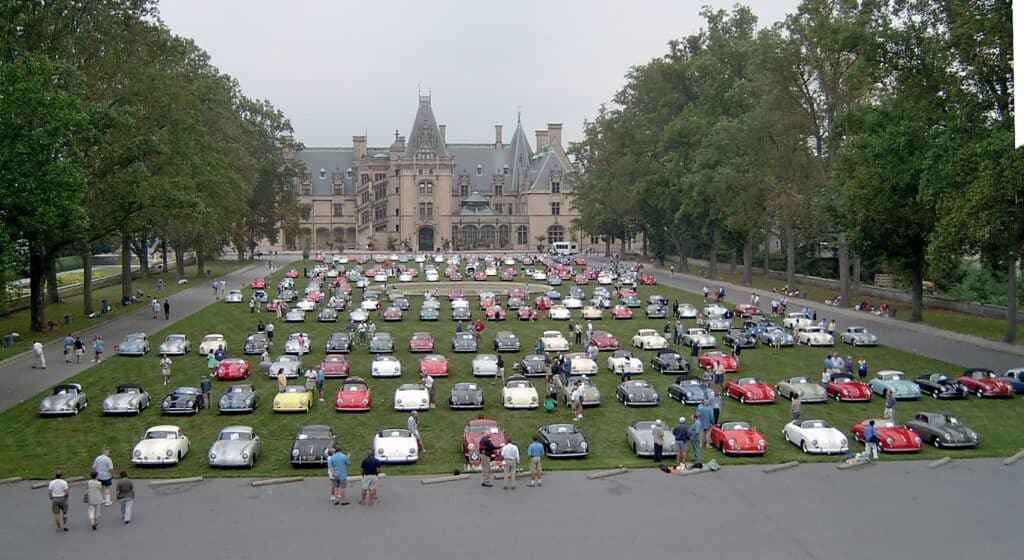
[651,419,667,463]
[672,417,690,465]
[200,375,212,408]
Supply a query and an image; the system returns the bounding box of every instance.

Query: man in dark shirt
[360,449,382,505]
[479,434,496,487]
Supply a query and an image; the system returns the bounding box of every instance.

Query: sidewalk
[0,258,295,412]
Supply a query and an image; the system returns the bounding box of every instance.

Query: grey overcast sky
[158,0,801,148]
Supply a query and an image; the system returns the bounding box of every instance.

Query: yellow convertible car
[273,386,313,413]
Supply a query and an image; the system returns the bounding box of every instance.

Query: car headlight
[549,442,557,451]
[128,399,137,407]
[758,439,766,448]
[914,437,922,445]
[209,453,217,460]
[580,441,588,450]
[161,401,169,409]
[968,431,978,440]
[186,400,194,407]
[728,439,737,449]
[746,392,753,398]
[811,439,819,447]
[944,433,952,440]
[291,449,299,456]
[409,448,417,454]
[886,437,894,446]
[134,450,142,458]
[377,448,385,456]
[166,449,173,457]
[840,438,848,447]
[299,400,306,407]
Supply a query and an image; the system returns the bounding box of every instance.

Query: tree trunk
[604,237,611,257]
[708,228,719,279]
[197,250,206,279]
[852,254,861,301]
[174,245,186,281]
[1006,259,1018,343]
[29,250,48,331]
[742,233,753,287]
[121,234,132,303]
[161,240,169,274]
[669,231,689,273]
[785,223,796,289]
[132,235,150,279]
[82,250,93,316]
[909,263,923,322]
[642,233,648,257]
[45,255,60,303]
[729,248,737,275]
[838,235,851,307]
[620,236,626,257]
[763,228,771,278]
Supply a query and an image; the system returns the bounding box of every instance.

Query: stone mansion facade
[265,94,591,253]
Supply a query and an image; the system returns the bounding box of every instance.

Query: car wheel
[933,438,942,449]
[932,391,939,400]
[976,388,984,398]
[834,393,841,402]
[801,440,809,453]
[739,395,746,404]
[784,431,791,442]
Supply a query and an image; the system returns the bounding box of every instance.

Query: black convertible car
[290,425,338,466]
[161,387,204,415]
[651,350,689,374]
[913,373,968,399]
[537,424,590,458]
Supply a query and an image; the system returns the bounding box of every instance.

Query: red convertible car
[709,421,767,455]
[448,289,464,300]
[501,270,516,281]
[638,274,657,285]
[574,257,588,266]
[320,354,350,378]
[266,299,284,311]
[957,368,1014,398]
[418,354,450,377]
[574,274,589,285]
[382,307,404,321]
[507,288,526,300]
[334,377,372,412]
[534,296,552,311]
[479,296,495,309]
[285,269,299,278]
[516,307,537,321]
[473,272,488,281]
[611,305,633,320]
[698,351,739,373]
[307,291,322,303]
[215,358,250,381]
[485,306,507,321]
[617,288,636,298]
[463,418,507,470]
[851,419,922,453]
[558,270,572,280]
[251,277,267,289]
[725,377,776,404]
[408,332,436,353]
[733,304,762,318]
[589,330,620,351]
[826,374,872,402]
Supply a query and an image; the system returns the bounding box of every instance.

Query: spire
[404,92,449,159]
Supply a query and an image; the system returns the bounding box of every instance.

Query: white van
[551,242,579,255]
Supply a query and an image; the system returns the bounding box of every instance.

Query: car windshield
[204,336,221,342]
[345,384,366,391]
[283,386,306,393]
[229,386,250,393]
[477,356,497,363]
[174,388,199,395]
[883,373,904,380]
[456,334,474,341]
[167,335,185,342]
[722,422,750,431]
[628,381,652,389]
[125,335,144,343]
[279,356,299,363]
[412,334,431,341]
[832,377,851,384]
[549,425,576,434]
[376,356,397,362]
[508,381,531,389]
[660,353,680,360]
[380,429,411,438]
[791,377,808,384]
[219,431,252,441]
[738,378,756,385]
[398,384,421,391]
[118,387,140,394]
[325,356,345,363]
[945,416,960,425]
[468,424,498,433]
[932,374,947,381]
[801,421,828,429]
[423,355,444,362]
[147,431,177,439]
[638,330,657,336]
[689,329,706,335]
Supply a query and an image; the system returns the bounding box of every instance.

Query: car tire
[932,391,939,400]
[739,395,746,404]
[834,393,841,402]
[801,440,809,453]
[784,431,791,443]
[976,388,984,398]
[933,438,942,449]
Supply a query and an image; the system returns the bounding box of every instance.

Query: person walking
[200,376,212,408]
[408,410,427,452]
[883,390,896,422]
[48,470,70,531]
[328,447,350,505]
[214,345,226,367]
[479,431,497,487]
[791,394,802,423]
[687,414,703,467]
[163,299,170,320]
[160,354,173,386]
[91,448,114,506]
[501,438,520,490]
[651,419,667,463]
[527,436,544,487]
[265,322,275,342]
[92,335,104,363]
[857,357,869,381]
[63,334,75,363]
[32,340,46,369]
[713,361,726,390]
[573,323,583,345]
[115,471,134,523]
[672,417,690,465]
[304,367,318,400]
[863,419,880,460]
[72,337,85,364]
[316,366,326,402]
[206,350,217,376]
[710,390,723,424]
[85,471,102,530]
[421,373,435,408]
[150,298,159,319]
[702,285,709,302]
[358,322,367,345]
[696,399,714,448]
[494,355,505,387]
[359,449,382,505]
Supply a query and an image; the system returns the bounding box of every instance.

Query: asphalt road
[0,458,1018,560]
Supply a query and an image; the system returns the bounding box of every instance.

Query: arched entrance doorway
[418,226,435,251]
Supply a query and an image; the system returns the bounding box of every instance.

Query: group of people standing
[61,334,105,364]
[47,448,134,532]
[326,447,381,507]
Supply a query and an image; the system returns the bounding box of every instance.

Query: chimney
[438,124,446,145]
[353,135,367,160]
[495,124,503,149]
[535,130,549,148]
[547,123,562,147]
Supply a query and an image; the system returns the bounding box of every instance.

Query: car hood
[164,393,198,406]
[159,341,186,351]
[209,440,255,459]
[877,427,919,447]
[220,392,255,407]
[886,380,920,393]
[42,394,79,408]
[104,393,141,407]
[725,429,765,448]
[292,437,333,456]
[623,387,658,400]
[375,437,418,454]
[134,439,177,455]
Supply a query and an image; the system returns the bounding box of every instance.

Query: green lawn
[0,260,251,362]
[1,260,1019,479]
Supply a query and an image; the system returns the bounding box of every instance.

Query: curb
[1002,450,1024,466]
[32,476,85,489]
[150,476,204,487]
[927,457,952,469]
[762,461,799,473]
[586,467,628,480]
[421,474,470,485]
[0,476,23,484]
[251,477,303,487]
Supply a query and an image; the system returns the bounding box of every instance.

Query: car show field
[0,255,1021,479]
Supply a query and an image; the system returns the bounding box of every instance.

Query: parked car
[284,308,306,323]
[369,332,396,353]
[408,332,436,353]
[541,331,570,352]
[290,425,336,466]
[217,384,260,414]
[999,368,1024,394]
[904,411,980,449]
[564,375,601,407]
[117,333,150,356]
[957,368,1014,398]
[324,332,352,353]
[450,382,485,410]
[624,420,678,457]
[680,328,716,349]
[851,419,922,453]
[676,303,698,319]
[783,419,849,455]
[462,419,506,469]
[698,351,739,373]
[451,332,478,352]
[517,354,549,377]
[284,333,311,355]
[782,313,813,330]
[160,387,203,415]
[224,290,243,303]
[393,384,429,411]
[632,329,668,350]
[502,376,539,409]
[158,334,191,355]
[537,424,589,458]
[840,326,879,346]
[317,308,338,323]
[208,425,261,468]
[472,354,500,377]
[775,377,827,403]
[724,377,776,404]
[615,380,660,407]
[273,385,313,413]
[243,332,270,355]
[667,375,715,404]
[795,326,834,346]
[825,374,873,402]
[650,350,689,374]
[607,350,644,375]
[371,354,402,378]
[102,384,149,415]
[320,354,350,378]
[914,373,968,399]
[132,425,190,466]
[710,421,767,455]
[869,370,922,399]
[334,377,371,412]
[589,330,620,351]
[492,330,521,352]
[758,327,795,347]
[419,307,440,321]
[268,354,301,378]
[215,358,250,381]
[723,329,758,349]
[373,428,419,464]
[39,383,88,417]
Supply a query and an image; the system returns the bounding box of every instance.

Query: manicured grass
[1,260,1019,479]
[0,260,252,361]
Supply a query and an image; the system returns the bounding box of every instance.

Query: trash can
[63,314,71,325]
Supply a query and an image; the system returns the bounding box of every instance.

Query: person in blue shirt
[328,447,350,505]
[695,399,715,448]
[863,420,879,460]
[316,367,326,402]
[527,436,545,487]
[687,415,703,466]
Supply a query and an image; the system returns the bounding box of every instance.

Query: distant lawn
[0,259,252,361]
[0,260,1019,479]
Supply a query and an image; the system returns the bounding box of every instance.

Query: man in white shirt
[500,439,520,490]
[32,340,46,369]
[92,448,114,505]
[304,368,318,395]
[48,470,70,531]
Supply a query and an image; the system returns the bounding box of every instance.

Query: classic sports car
[217,384,260,414]
[451,332,478,353]
[758,327,795,347]
[869,370,922,399]
[851,419,922,453]
[324,332,352,353]
[904,412,980,449]
[284,308,306,323]
[825,374,873,402]
[160,387,203,415]
[698,351,739,373]
[472,354,500,377]
[215,358,251,381]
[517,354,549,377]
[782,313,814,330]
[607,350,644,375]
[581,306,604,320]
[566,354,599,376]
[783,419,849,455]
[999,369,1024,394]
[625,420,679,457]
[243,332,270,355]
[450,382,485,409]
[615,380,660,407]
[197,335,226,356]
[914,373,968,399]
[285,269,299,278]
[268,354,302,378]
[393,383,429,411]
[208,425,261,468]
[651,350,689,374]
[419,307,440,321]
[775,377,827,403]
[611,305,633,320]
[39,383,88,416]
[334,377,372,412]
[393,297,411,310]
[796,326,834,346]
[485,306,507,321]
[117,333,150,356]
[725,377,776,404]
[320,354,350,378]
[317,308,339,323]
[373,428,419,464]
[723,329,758,349]
[681,328,716,349]
[158,334,191,355]
[645,304,667,319]
[620,296,642,308]
[251,277,267,289]
[408,332,436,353]
[284,333,311,355]
[632,329,668,350]
[224,289,243,303]
[418,354,449,377]
[563,297,583,309]
[516,307,537,321]
[537,424,589,458]
[350,309,369,322]
[840,326,879,346]
[492,330,521,352]
[589,330,620,351]
[382,307,404,321]
[102,384,149,415]
[273,385,314,413]
[733,304,761,318]
[548,305,571,321]
[369,332,396,353]
[677,303,698,319]
[710,422,768,455]
[132,425,190,466]
[668,375,715,404]
[291,425,337,466]
[541,331,571,352]
[704,315,731,332]
[957,368,1014,398]
[564,375,601,407]
[371,354,402,377]
[638,274,657,285]
[463,419,506,469]
[506,297,527,310]
[360,297,380,311]
[502,376,539,409]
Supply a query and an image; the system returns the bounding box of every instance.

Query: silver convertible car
[626,420,680,457]
[39,383,88,416]
[208,425,261,468]
[158,334,191,355]
[102,384,150,415]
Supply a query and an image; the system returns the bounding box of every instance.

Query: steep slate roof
[293,147,357,196]
[506,119,535,194]
[527,145,572,191]
[404,95,450,159]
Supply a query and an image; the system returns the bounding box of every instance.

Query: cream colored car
[541,331,570,352]
[581,306,604,320]
[631,329,668,350]
[199,334,226,355]
[502,376,539,409]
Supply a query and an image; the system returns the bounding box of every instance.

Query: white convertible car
[472,354,500,377]
[132,425,190,466]
[502,376,539,409]
[224,290,243,303]
[676,303,698,319]
[296,299,317,312]
[567,354,599,376]
[393,383,429,411]
[607,350,644,375]
[373,428,419,464]
[549,305,572,321]
[783,313,814,330]
[283,333,311,355]
[541,331,571,352]
[783,419,849,455]
[563,297,583,309]
[796,326,835,346]
[371,355,403,378]
[631,329,668,350]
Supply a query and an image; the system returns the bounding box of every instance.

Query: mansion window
[590,235,600,244]
[476,165,483,176]
[547,224,564,244]
[508,205,513,216]
[494,184,502,196]
[361,191,371,205]
[503,165,509,175]
[516,225,528,245]
[419,202,434,219]
[375,186,387,201]
[333,203,344,217]
[319,168,326,180]
[374,205,387,220]
[494,203,502,214]
[419,182,434,195]
[374,173,387,182]
[395,224,400,232]
[360,210,370,225]
[301,185,311,196]
[551,202,561,216]
[333,185,344,196]
[551,180,561,194]
[361,173,370,184]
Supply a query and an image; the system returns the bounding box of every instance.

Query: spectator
[857,357,869,381]
[501,439,520,490]
[359,449,382,505]
[91,448,114,505]
[710,391,723,424]
[651,419,666,463]
[304,368,318,400]
[527,436,544,487]
[672,417,690,465]
[479,431,497,487]
[63,334,74,363]
[85,471,102,530]
[200,376,212,408]
[32,340,46,369]
[265,322,275,342]
[883,390,896,422]
[688,414,703,466]
[92,336,104,363]
[160,354,173,386]
[151,298,160,319]
[116,471,134,524]
[696,399,714,448]
[421,373,435,408]
[408,411,427,452]
[163,299,170,320]
[791,394,802,423]
[328,447,350,506]
[864,419,879,460]
[48,470,70,531]
[316,366,326,402]
[702,286,709,301]
[691,341,699,358]
[494,355,505,387]
[214,345,226,366]
[277,369,288,392]
[72,337,85,364]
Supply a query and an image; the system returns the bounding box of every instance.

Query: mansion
[265,95,590,253]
